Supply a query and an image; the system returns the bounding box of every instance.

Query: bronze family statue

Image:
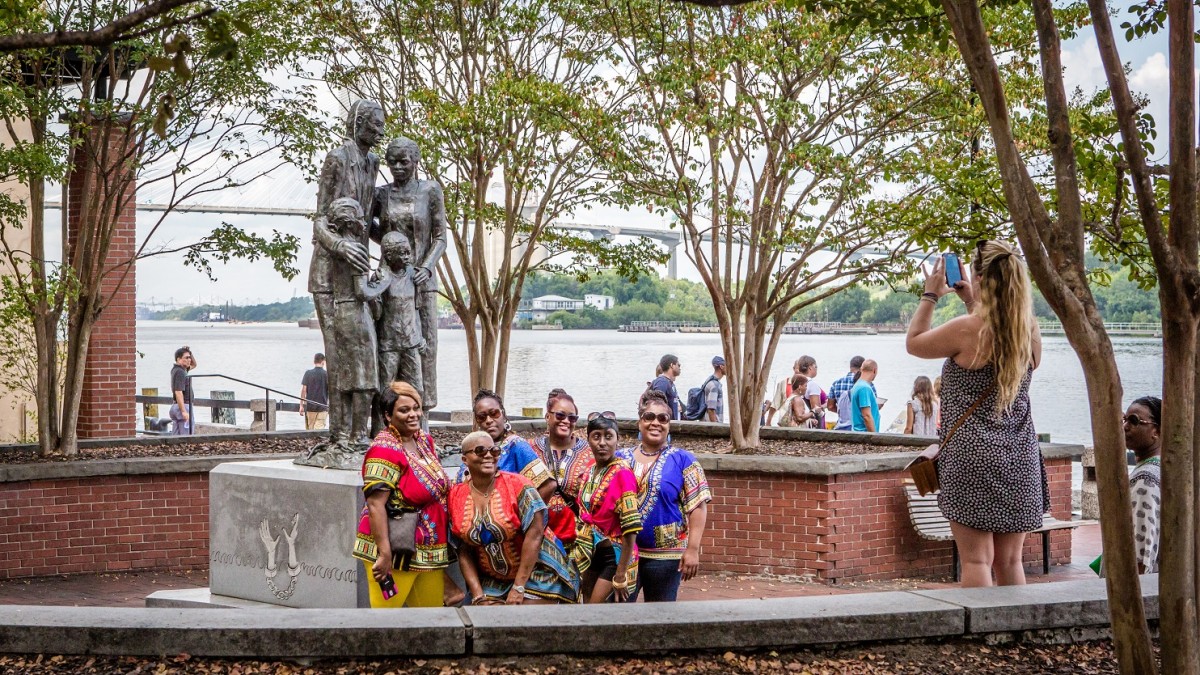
[296,101,448,470]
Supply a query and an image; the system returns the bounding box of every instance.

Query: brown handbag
[387,511,419,557]
[906,384,995,496]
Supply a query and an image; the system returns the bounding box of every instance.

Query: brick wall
[703,456,1075,583]
[0,474,208,579]
[0,457,1074,582]
[65,118,138,439]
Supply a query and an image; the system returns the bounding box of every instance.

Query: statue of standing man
[371,138,447,410]
[296,100,385,469]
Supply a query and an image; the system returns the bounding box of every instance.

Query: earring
[503,422,512,433]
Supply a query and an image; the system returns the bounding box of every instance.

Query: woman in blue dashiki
[616,389,712,602]
[456,389,556,503]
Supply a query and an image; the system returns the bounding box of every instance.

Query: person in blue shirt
[850,359,881,433]
[649,354,682,420]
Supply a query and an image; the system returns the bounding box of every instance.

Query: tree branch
[0,0,204,53]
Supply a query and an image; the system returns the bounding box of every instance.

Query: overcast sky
[44,17,1183,308]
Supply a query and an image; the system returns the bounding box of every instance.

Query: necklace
[638,443,664,458]
[470,476,497,499]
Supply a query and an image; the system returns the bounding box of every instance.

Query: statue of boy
[364,232,426,404]
[371,137,446,409]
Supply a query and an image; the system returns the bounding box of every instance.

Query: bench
[904,482,1092,581]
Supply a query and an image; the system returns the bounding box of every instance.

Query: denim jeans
[628,556,682,602]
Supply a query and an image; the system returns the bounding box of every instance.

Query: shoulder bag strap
[941,383,997,446]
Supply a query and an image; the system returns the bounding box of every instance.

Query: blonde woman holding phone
[905,241,1046,588]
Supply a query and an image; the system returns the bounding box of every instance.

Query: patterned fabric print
[532,435,595,547]
[354,428,452,570]
[448,471,579,603]
[936,359,1048,533]
[574,463,641,582]
[614,445,712,560]
[456,435,553,488]
[1130,457,1161,574]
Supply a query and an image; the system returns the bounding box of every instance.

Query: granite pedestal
[209,459,369,608]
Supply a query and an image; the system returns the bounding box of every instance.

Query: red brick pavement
[0,525,1104,607]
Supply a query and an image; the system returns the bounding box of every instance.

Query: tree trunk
[939,0,1157,670]
[1158,305,1199,675]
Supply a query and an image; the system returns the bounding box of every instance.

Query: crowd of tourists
[352,381,710,607]
[347,238,1160,603]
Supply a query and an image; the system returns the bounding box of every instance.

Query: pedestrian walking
[300,353,329,430]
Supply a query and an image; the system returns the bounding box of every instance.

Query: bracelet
[611,574,628,586]
[919,295,938,305]
[921,292,938,301]
[471,595,486,604]
[611,580,629,590]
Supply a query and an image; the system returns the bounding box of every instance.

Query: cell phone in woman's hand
[944,253,963,287]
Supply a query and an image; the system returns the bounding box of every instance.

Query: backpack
[683,375,718,421]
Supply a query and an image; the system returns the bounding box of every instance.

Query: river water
[137,321,1163,445]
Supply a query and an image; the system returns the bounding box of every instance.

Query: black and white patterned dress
[937,359,1048,533]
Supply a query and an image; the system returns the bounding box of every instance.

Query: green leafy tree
[0,0,329,456]
[313,0,666,397]
[599,0,1002,449]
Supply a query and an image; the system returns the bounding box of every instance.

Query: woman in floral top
[353,381,451,607]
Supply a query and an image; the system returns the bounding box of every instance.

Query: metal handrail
[182,372,322,434]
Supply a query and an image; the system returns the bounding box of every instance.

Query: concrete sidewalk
[0,525,1103,608]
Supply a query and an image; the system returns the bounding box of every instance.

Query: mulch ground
[0,431,907,465]
[0,640,1129,674]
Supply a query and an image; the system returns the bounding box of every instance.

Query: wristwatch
[512,585,526,595]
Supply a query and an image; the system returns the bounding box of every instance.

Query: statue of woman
[371,137,447,409]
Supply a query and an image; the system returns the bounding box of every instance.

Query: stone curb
[0,606,465,658]
[912,574,1159,633]
[0,577,1159,658]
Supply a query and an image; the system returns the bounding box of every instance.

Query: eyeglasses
[550,411,579,424]
[1124,414,1156,428]
[474,408,503,423]
[468,445,502,458]
[640,411,671,424]
[588,411,616,421]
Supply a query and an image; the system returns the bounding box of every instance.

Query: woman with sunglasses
[1123,396,1162,574]
[458,389,557,503]
[617,389,712,602]
[532,389,595,550]
[448,431,580,604]
[352,381,452,607]
[574,412,641,602]
[906,240,1047,588]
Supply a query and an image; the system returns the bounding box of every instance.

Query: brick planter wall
[0,443,1081,583]
[703,456,1075,582]
[0,474,208,579]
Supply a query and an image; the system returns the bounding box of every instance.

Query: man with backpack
[683,356,725,422]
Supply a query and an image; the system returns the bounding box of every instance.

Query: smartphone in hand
[943,253,963,288]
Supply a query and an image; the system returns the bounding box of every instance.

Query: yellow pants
[364,563,444,608]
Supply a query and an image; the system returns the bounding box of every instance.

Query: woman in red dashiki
[531,389,595,549]
[449,431,580,604]
[574,412,641,602]
[352,381,451,608]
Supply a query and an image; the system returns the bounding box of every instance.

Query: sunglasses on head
[1124,414,1156,427]
[468,445,502,458]
[550,410,579,424]
[587,411,616,421]
[474,408,503,423]
[640,411,671,424]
